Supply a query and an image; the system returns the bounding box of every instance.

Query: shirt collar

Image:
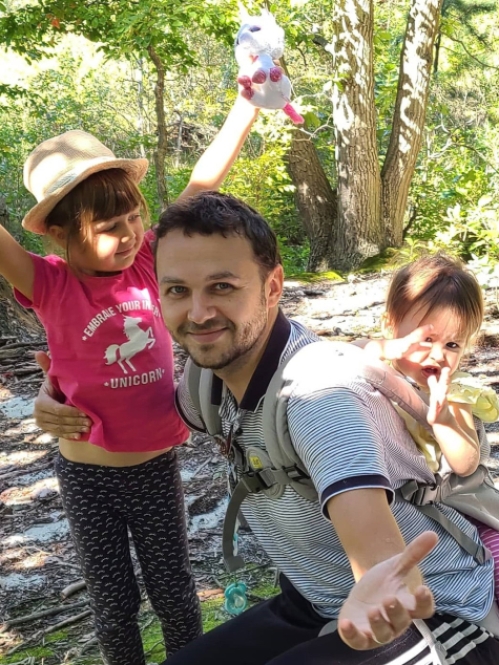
[210,309,291,412]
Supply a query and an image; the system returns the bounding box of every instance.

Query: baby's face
[392,306,468,388]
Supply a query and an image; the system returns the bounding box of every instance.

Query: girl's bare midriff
[58,438,173,467]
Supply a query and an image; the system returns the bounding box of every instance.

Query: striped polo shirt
[176,310,494,622]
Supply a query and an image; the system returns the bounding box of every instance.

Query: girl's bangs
[84,170,144,222]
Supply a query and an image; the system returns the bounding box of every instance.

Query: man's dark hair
[155,191,281,274]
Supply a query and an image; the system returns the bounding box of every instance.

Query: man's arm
[328,488,436,650]
[33,351,91,439]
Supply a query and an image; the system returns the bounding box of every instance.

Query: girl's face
[388,306,468,388]
[53,207,144,276]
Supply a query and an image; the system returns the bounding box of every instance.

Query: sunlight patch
[0,395,35,419]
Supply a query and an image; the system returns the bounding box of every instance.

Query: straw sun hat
[22,130,149,235]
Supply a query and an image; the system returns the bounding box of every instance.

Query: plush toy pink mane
[235,10,304,124]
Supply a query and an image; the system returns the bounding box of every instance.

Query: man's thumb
[34,350,51,375]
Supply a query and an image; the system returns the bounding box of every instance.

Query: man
[35,192,499,664]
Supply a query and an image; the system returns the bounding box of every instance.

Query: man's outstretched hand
[34,351,91,440]
[338,531,438,650]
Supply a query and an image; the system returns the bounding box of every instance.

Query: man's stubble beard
[173,291,269,371]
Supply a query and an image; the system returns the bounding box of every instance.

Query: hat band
[44,156,115,197]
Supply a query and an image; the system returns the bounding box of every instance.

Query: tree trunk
[286,128,338,272]
[330,0,382,270]
[381,0,444,247]
[148,46,169,211]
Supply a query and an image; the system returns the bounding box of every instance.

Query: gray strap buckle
[241,471,270,494]
[401,478,442,505]
[412,483,441,505]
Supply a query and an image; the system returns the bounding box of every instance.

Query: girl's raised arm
[177,97,259,202]
[0,225,35,301]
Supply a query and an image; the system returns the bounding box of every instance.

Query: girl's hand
[338,532,437,650]
[427,368,453,427]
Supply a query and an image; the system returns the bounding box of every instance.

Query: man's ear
[46,225,67,247]
[266,264,284,308]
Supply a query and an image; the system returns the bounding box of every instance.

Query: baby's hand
[427,368,454,427]
[366,325,433,362]
[388,325,434,360]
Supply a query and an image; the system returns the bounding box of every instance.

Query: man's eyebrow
[160,276,185,285]
[159,271,240,286]
[207,271,240,281]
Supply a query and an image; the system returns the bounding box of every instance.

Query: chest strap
[222,465,305,572]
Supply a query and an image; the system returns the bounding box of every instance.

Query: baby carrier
[185,341,499,573]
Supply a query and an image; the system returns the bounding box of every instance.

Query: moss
[0,629,95,665]
[252,580,279,599]
[285,270,344,283]
[201,596,227,633]
[357,248,398,274]
[1,642,53,664]
[142,619,166,663]
[0,579,278,665]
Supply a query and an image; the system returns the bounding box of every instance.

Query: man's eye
[214,283,232,291]
[167,286,187,296]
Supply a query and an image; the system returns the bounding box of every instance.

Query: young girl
[1,97,259,665]
[362,253,499,597]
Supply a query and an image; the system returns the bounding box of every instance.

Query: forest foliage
[0,0,498,275]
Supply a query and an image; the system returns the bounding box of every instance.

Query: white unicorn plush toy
[235,9,304,124]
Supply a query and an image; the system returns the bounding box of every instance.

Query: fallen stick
[64,634,98,660]
[0,341,42,351]
[1,600,88,630]
[0,463,51,482]
[61,579,86,599]
[198,588,223,600]
[6,610,93,656]
[11,367,43,377]
[190,457,212,479]
[42,608,92,635]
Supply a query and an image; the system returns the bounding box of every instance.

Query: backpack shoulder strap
[184,357,223,437]
[262,342,322,501]
[262,340,433,501]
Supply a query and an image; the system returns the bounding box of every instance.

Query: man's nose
[188,293,216,324]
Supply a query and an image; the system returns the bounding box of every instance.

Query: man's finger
[411,586,435,619]
[338,619,370,650]
[34,350,51,374]
[393,532,439,578]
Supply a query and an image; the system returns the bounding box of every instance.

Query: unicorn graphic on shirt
[104,316,155,374]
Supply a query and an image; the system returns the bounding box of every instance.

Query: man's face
[156,229,283,370]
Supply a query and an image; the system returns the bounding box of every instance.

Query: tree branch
[440,34,499,70]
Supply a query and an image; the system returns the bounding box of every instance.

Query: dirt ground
[1,274,498,663]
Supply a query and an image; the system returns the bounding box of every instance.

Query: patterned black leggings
[56,450,202,665]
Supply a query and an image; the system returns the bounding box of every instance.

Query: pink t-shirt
[16,230,188,452]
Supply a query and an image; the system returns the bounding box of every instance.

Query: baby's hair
[386,253,484,341]
[45,168,149,262]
